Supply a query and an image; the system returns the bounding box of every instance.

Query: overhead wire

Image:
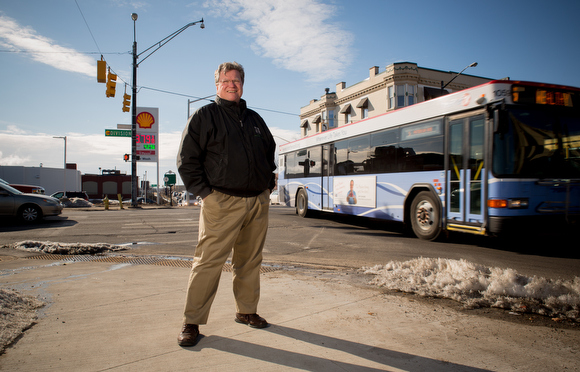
[71,2,298,118]
[75,0,103,58]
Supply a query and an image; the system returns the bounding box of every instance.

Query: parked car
[0,183,63,223]
[0,177,45,194]
[50,191,90,201]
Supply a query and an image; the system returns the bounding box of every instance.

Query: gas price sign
[137,134,156,150]
[136,107,159,162]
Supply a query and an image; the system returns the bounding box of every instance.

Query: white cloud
[204,0,353,82]
[0,13,94,77]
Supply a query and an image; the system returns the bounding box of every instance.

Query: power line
[75,0,102,57]
[0,50,128,54]
[140,86,299,117]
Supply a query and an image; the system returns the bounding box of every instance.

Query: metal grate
[26,254,280,273]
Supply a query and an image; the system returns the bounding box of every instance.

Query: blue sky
[1,0,579,186]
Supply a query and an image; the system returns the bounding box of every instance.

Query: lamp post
[441,62,478,92]
[53,136,67,193]
[130,13,204,207]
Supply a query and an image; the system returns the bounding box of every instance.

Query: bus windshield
[492,107,580,179]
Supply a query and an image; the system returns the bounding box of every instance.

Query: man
[176,62,276,347]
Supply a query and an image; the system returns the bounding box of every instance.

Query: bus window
[306,147,322,177]
[370,129,399,173]
[348,136,371,174]
[469,116,485,215]
[493,108,580,179]
[449,120,463,213]
[400,120,444,172]
[335,140,350,175]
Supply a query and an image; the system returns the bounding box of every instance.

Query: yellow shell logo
[137,112,155,129]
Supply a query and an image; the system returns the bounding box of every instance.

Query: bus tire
[410,191,441,241]
[296,189,309,218]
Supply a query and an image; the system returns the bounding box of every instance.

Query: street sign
[105,129,131,137]
[164,172,176,186]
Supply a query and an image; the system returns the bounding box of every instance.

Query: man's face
[216,69,243,103]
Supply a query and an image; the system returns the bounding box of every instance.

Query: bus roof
[279,80,580,154]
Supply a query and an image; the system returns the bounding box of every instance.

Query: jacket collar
[215,96,247,113]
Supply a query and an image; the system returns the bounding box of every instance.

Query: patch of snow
[0,288,45,353]
[3,241,125,255]
[363,257,580,321]
[60,197,93,208]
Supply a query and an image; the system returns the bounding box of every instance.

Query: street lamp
[53,135,67,193]
[441,62,478,91]
[130,13,204,207]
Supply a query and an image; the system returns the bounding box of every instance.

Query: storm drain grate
[26,254,280,273]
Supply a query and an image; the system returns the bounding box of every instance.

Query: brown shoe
[235,313,269,328]
[177,324,199,347]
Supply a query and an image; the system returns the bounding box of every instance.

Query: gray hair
[214,61,245,85]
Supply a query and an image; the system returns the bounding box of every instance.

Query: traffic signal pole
[131,13,138,208]
[129,13,204,208]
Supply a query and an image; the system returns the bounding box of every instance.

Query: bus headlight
[508,198,529,209]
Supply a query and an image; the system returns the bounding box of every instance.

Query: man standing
[176,62,276,347]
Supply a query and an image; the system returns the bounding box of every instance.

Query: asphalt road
[0,204,578,280]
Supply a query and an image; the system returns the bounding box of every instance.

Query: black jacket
[177,96,276,199]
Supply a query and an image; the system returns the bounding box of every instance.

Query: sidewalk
[0,254,578,371]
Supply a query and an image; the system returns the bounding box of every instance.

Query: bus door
[447,113,486,233]
[322,145,332,210]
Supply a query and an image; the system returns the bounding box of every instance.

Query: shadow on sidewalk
[187,324,492,371]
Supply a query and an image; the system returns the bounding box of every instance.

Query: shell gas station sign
[136,107,158,162]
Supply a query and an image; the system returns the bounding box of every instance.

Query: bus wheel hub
[416,202,433,228]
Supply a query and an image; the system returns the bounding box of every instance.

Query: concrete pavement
[0,252,578,371]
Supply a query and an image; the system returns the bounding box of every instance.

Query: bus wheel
[296,189,309,218]
[410,191,441,240]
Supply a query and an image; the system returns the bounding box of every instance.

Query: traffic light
[97,59,106,83]
[123,154,130,162]
[106,68,117,98]
[122,93,131,112]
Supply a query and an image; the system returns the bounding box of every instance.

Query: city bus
[277,80,580,240]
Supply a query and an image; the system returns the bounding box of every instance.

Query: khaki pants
[183,190,270,325]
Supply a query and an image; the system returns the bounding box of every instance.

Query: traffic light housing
[123,154,130,162]
[122,93,131,112]
[106,69,117,98]
[97,59,106,83]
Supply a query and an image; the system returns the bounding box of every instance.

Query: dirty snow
[0,288,45,353]
[364,257,580,321]
[2,241,125,255]
[59,197,93,208]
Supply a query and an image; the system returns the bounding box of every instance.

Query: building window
[301,120,309,137]
[357,97,369,119]
[388,85,395,109]
[394,84,417,108]
[328,109,335,128]
[396,85,406,107]
[340,104,353,125]
[407,85,416,105]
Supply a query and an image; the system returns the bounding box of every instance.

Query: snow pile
[4,241,125,255]
[59,197,93,208]
[0,288,45,354]
[364,258,580,321]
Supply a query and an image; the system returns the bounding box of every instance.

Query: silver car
[0,183,63,223]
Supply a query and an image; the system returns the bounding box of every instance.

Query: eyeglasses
[218,79,242,86]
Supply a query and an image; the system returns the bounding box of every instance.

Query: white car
[270,190,280,205]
